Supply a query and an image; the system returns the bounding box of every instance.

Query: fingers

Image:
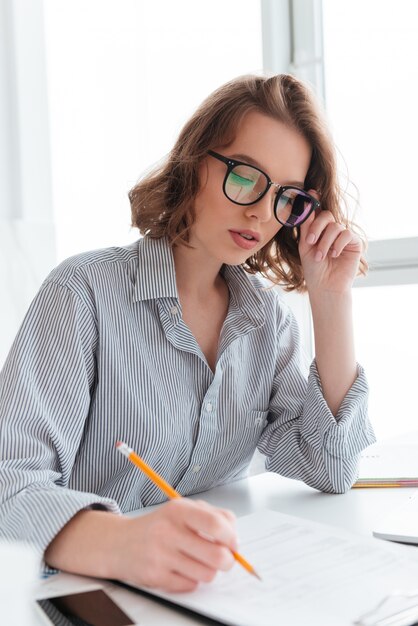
[144,560,199,593]
[299,195,361,261]
[126,499,238,592]
[157,570,198,593]
[311,221,347,261]
[182,500,238,551]
[149,549,219,590]
[300,204,335,247]
[328,228,359,258]
[178,527,235,572]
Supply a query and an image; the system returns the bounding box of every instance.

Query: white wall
[42,0,263,261]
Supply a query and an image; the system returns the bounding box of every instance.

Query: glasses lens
[225,165,268,204]
[275,188,314,226]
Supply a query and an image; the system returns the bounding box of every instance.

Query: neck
[173,242,223,299]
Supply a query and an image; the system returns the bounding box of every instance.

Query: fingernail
[331,249,338,258]
[307,233,316,244]
[315,250,323,262]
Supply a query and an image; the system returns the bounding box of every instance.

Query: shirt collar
[133,236,178,302]
[222,264,265,327]
[133,236,266,326]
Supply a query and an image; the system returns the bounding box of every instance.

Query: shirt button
[192,465,201,473]
[170,306,179,315]
[255,417,263,425]
[206,402,213,412]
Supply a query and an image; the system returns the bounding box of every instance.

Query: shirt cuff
[1,485,121,557]
[300,360,376,458]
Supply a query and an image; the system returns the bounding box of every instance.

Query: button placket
[177,379,221,489]
[186,401,215,480]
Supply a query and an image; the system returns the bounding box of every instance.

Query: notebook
[354,443,418,487]
[373,490,418,544]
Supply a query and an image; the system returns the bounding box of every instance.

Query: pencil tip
[253,570,262,581]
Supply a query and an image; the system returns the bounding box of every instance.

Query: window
[352,283,418,440]
[322,0,418,241]
[322,0,418,439]
[274,0,418,439]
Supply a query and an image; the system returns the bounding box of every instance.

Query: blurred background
[1,0,417,441]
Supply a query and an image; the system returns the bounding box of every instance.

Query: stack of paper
[125,509,418,626]
[353,443,418,488]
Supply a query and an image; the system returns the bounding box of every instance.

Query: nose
[243,187,276,223]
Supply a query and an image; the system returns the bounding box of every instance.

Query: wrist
[45,509,130,580]
[101,513,134,580]
[308,289,352,318]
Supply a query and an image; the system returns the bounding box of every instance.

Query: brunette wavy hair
[129,74,367,291]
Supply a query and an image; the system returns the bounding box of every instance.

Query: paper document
[355,443,418,486]
[373,491,418,545]
[127,510,418,626]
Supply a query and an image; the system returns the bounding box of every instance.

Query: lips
[228,230,260,251]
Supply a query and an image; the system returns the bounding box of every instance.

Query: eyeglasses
[207,150,320,227]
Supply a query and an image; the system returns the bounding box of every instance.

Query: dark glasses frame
[207,150,321,227]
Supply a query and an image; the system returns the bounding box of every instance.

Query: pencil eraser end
[115,441,122,448]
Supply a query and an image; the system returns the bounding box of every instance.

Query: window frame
[0,0,56,366]
[261,0,418,354]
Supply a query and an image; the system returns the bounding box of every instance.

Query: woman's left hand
[298,191,363,295]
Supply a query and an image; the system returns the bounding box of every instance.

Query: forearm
[45,510,128,580]
[45,499,237,593]
[309,290,357,416]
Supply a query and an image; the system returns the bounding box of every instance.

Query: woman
[0,74,375,592]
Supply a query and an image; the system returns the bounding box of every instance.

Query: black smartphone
[36,588,135,625]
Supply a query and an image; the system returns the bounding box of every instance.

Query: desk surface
[34,471,418,626]
[192,471,417,537]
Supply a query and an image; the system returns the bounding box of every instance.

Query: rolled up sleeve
[257,307,376,493]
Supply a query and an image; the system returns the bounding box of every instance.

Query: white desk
[196,471,418,538]
[34,472,418,625]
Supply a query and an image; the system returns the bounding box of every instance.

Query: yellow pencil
[116,441,261,581]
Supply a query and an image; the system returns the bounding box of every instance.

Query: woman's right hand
[111,498,238,592]
[46,498,238,593]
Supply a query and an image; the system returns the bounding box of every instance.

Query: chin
[222,251,254,266]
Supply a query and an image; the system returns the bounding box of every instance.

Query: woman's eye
[229,171,255,187]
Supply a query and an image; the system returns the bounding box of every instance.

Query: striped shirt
[0,236,375,553]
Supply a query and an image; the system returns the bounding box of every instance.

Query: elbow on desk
[306,479,355,495]
[303,459,359,495]
[279,467,356,495]
[265,444,360,494]
[319,479,354,495]
[315,439,365,494]
[326,466,359,495]
[303,478,354,495]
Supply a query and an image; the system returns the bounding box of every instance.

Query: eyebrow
[230,152,305,187]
